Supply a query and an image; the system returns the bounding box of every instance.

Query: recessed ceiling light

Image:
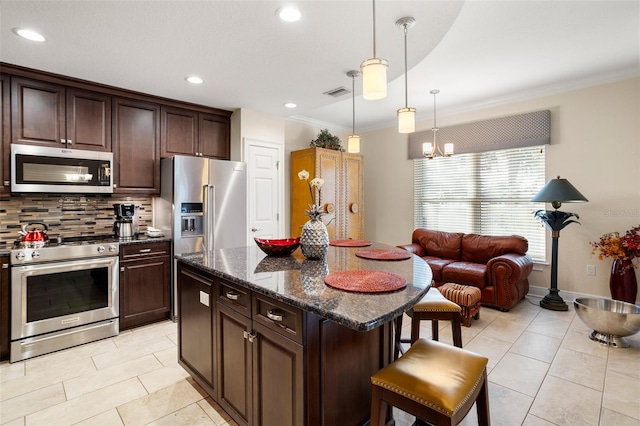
[185,76,204,84]
[277,6,301,22]
[13,28,46,42]
[284,102,297,108]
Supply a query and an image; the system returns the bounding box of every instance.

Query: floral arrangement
[590,225,640,273]
[298,170,324,220]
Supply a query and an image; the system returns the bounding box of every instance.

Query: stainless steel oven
[10,240,119,362]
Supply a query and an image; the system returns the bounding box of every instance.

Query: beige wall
[359,76,640,301]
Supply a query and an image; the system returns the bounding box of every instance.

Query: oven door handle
[13,256,117,276]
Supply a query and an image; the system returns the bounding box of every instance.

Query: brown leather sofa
[398,229,533,311]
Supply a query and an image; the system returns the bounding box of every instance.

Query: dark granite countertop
[176,243,432,332]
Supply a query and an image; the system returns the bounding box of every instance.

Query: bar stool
[394,288,463,359]
[371,338,490,426]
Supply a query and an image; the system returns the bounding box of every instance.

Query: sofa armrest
[397,243,426,257]
[487,253,533,283]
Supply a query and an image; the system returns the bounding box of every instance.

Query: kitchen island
[176,243,432,426]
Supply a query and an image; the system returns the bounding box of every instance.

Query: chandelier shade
[347,70,361,153]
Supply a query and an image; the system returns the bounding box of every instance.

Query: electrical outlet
[587,265,596,276]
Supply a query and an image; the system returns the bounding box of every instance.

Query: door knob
[251,227,262,232]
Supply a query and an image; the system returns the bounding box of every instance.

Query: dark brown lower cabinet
[1,256,9,361]
[178,264,215,395]
[119,242,170,330]
[177,261,390,426]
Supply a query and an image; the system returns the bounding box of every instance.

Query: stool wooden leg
[476,371,490,426]
[410,313,422,344]
[431,319,439,342]
[370,385,386,426]
[451,314,463,348]
[394,315,404,360]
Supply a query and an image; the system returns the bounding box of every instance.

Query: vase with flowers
[297,170,329,259]
[590,225,640,304]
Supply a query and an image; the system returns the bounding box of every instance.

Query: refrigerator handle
[202,184,209,251]
[209,185,216,250]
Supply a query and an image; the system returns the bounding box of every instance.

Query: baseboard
[527,285,610,306]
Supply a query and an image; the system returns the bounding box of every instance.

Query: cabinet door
[112,97,160,194]
[178,265,215,389]
[160,106,197,157]
[66,88,111,151]
[1,74,9,193]
[341,153,364,240]
[199,113,229,159]
[316,149,340,238]
[0,257,9,361]
[217,302,252,426]
[119,255,170,330]
[11,77,65,147]
[252,322,303,426]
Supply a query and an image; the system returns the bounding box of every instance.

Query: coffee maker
[113,203,137,239]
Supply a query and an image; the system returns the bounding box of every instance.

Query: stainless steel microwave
[11,144,113,194]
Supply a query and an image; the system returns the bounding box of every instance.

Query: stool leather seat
[371,339,490,425]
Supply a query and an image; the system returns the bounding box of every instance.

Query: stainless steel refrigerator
[154,156,247,320]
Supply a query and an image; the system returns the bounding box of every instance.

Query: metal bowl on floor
[573,297,640,348]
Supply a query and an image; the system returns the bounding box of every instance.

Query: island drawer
[217,279,251,317]
[121,242,171,259]
[253,294,304,344]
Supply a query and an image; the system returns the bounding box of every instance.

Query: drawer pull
[267,309,284,322]
[226,291,240,301]
[139,248,152,253]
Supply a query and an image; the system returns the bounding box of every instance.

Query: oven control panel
[11,244,119,265]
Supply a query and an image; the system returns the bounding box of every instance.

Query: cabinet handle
[267,309,284,322]
[226,291,240,301]
[243,331,256,343]
[60,139,66,144]
[2,263,8,269]
[120,267,124,272]
[139,248,152,253]
[67,139,72,145]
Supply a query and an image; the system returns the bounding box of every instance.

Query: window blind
[414,146,547,262]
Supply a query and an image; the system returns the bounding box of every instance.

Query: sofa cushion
[442,262,487,289]
[461,234,528,264]
[415,229,464,260]
[423,257,457,281]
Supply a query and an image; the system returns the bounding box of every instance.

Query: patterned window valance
[408,110,550,159]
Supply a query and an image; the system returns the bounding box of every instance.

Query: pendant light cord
[403,25,408,108]
[352,74,356,134]
[372,0,377,57]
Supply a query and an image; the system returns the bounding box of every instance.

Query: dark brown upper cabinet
[11,77,111,151]
[112,97,160,195]
[161,106,230,160]
[1,74,9,194]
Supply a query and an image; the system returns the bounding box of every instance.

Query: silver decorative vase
[300,218,329,259]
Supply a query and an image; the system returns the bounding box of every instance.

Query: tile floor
[1,296,639,426]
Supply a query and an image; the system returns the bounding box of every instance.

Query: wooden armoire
[290,147,364,239]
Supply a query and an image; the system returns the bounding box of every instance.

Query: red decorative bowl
[254,237,301,257]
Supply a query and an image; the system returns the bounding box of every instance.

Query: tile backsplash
[0,195,153,248]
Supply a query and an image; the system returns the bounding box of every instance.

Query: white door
[246,140,283,242]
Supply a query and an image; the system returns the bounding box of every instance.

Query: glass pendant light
[396,17,416,134]
[347,71,361,153]
[361,0,388,100]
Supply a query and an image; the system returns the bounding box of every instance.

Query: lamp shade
[397,107,415,133]
[361,58,388,100]
[347,135,361,153]
[531,176,588,209]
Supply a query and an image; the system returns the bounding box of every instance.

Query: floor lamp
[532,176,588,311]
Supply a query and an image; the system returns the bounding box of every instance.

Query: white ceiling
[1,1,639,132]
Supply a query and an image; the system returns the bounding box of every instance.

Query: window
[414,145,546,262]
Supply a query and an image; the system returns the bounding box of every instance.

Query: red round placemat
[324,270,407,293]
[329,239,372,247]
[355,249,412,261]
